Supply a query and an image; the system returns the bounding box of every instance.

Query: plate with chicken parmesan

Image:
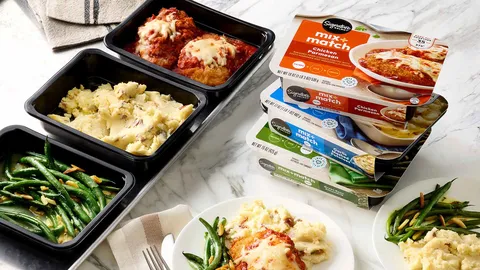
[172,196,354,270]
[349,40,448,90]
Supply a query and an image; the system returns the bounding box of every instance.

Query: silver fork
[142,245,171,270]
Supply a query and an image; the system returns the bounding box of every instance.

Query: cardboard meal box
[269,14,449,126]
[247,114,429,208]
[261,80,447,179]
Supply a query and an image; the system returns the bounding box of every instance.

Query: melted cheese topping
[138,19,178,42]
[409,45,448,61]
[185,37,236,67]
[235,235,302,270]
[374,51,442,82]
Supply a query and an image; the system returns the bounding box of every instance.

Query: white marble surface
[1,0,480,269]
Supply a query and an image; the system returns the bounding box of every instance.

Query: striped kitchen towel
[107,205,193,270]
[46,0,145,25]
[26,0,118,50]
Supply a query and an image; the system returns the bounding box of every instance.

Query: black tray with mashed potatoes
[103,0,275,96]
[25,49,207,172]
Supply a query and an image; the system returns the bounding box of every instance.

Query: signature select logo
[322,18,353,34]
[259,158,276,172]
[286,86,310,102]
[270,118,292,136]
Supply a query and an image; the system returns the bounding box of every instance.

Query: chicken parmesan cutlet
[175,33,257,86]
[359,49,442,87]
[133,7,201,69]
[230,228,306,270]
[399,44,448,63]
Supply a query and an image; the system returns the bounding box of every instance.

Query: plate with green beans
[0,136,129,247]
[172,196,354,270]
[372,177,480,270]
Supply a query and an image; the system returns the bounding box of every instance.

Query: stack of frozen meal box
[247,14,450,208]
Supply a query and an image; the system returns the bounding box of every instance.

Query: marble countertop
[1,0,480,269]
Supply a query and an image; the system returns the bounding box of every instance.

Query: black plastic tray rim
[0,125,135,251]
[24,49,208,164]
[104,0,276,93]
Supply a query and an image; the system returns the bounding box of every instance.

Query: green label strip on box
[260,157,362,207]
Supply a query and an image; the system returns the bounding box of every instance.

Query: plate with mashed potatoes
[373,177,480,270]
[172,196,354,270]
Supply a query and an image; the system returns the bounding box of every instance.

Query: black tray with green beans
[0,125,134,250]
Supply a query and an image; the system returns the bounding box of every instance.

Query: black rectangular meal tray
[25,49,207,172]
[104,0,275,96]
[0,125,135,251]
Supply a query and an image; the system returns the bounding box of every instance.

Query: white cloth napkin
[46,0,145,25]
[107,205,193,270]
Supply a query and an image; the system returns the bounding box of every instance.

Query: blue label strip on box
[270,87,340,120]
[280,119,364,174]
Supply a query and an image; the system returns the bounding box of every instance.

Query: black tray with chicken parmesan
[104,0,275,96]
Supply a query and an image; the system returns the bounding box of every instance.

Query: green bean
[0,181,15,188]
[27,191,58,228]
[209,217,219,259]
[0,212,43,234]
[405,226,480,237]
[0,190,45,207]
[29,155,106,210]
[99,178,116,185]
[57,196,84,232]
[183,252,204,265]
[426,209,480,218]
[186,258,205,270]
[0,210,57,243]
[0,201,14,206]
[434,201,470,209]
[199,218,221,270]
[11,167,43,178]
[20,157,91,224]
[55,204,75,237]
[4,180,51,191]
[386,210,398,238]
[220,218,229,265]
[52,224,66,237]
[63,184,100,214]
[12,168,94,197]
[3,153,13,180]
[100,186,120,192]
[464,219,480,227]
[400,179,455,242]
[44,137,57,171]
[203,232,211,266]
[392,191,435,236]
[49,170,93,195]
[81,201,95,220]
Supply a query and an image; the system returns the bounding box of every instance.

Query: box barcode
[264,100,301,119]
[251,142,278,155]
[277,70,319,83]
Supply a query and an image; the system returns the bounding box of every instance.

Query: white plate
[349,40,435,90]
[372,177,480,270]
[173,196,354,270]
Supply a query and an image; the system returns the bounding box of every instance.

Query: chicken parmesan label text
[279,19,370,79]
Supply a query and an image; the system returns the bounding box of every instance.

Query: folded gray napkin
[46,0,145,25]
[27,0,116,50]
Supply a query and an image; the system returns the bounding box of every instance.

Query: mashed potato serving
[48,81,194,156]
[225,200,331,269]
[399,228,480,270]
